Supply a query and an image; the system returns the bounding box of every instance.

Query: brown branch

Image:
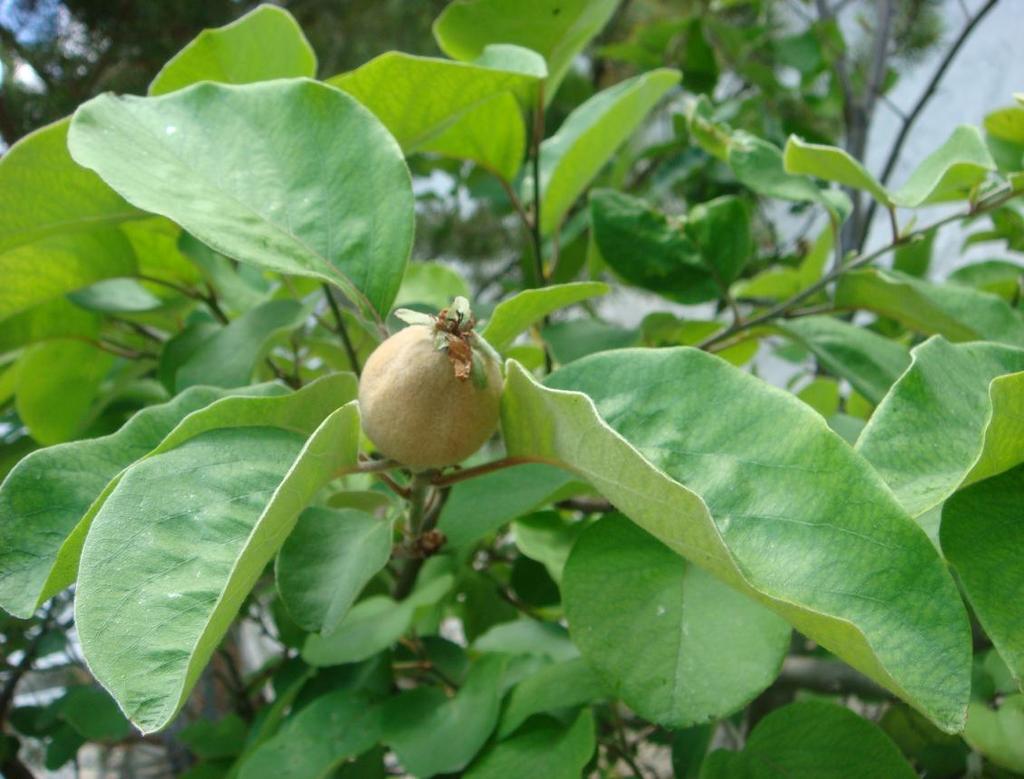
[430,456,546,489]
[858,0,1000,249]
[322,284,362,376]
[697,187,1020,350]
[775,655,889,699]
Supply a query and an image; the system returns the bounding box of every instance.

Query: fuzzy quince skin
[358,325,502,470]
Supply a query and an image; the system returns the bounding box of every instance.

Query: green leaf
[879,703,968,778]
[948,258,1023,301]
[438,463,572,548]
[329,45,544,156]
[473,619,578,662]
[891,126,996,207]
[68,278,163,313]
[589,190,718,304]
[684,195,752,287]
[383,654,507,778]
[501,352,971,732]
[774,316,911,405]
[276,507,393,634]
[237,691,382,779]
[468,710,595,779]
[395,262,471,311]
[176,299,307,390]
[536,69,680,235]
[783,136,891,205]
[68,79,414,317]
[0,381,291,618]
[498,657,605,738]
[75,398,361,732]
[59,687,132,742]
[728,132,851,219]
[963,695,1024,773]
[835,268,1024,347]
[0,117,143,257]
[856,337,1024,518]
[985,105,1024,145]
[420,91,528,181]
[542,318,641,364]
[0,297,100,354]
[512,511,585,584]
[563,515,790,727]
[178,714,247,760]
[179,233,271,315]
[149,5,316,96]
[700,701,916,779]
[15,340,112,445]
[941,464,1024,686]
[481,282,610,352]
[433,0,619,102]
[302,567,454,666]
[0,228,137,321]
[893,229,935,277]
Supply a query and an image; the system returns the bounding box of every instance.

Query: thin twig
[697,187,1020,350]
[430,456,545,489]
[322,283,362,376]
[858,0,1000,248]
[529,87,547,288]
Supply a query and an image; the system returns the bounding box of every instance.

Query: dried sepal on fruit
[359,298,503,470]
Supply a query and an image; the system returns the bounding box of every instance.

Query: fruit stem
[406,473,432,537]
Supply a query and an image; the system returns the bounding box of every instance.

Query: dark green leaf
[498,657,605,738]
[383,654,507,778]
[467,709,595,779]
[700,701,916,779]
[276,507,393,634]
[942,464,1024,686]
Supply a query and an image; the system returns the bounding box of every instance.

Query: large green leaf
[0,229,137,321]
[302,568,454,666]
[148,5,316,96]
[835,268,1024,347]
[0,381,293,617]
[700,701,916,779]
[14,339,112,445]
[433,0,619,101]
[275,507,393,634]
[421,91,528,181]
[237,691,382,779]
[563,515,790,727]
[0,118,143,256]
[467,709,595,779]
[481,282,609,352]
[498,657,605,738]
[856,338,1024,518]
[68,79,414,317]
[329,46,544,166]
[536,69,680,235]
[75,398,361,732]
[891,125,996,207]
[783,136,891,205]
[683,195,752,288]
[941,465,1024,686]
[775,316,911,405]
[501,352,971,732]
[589,190,719,304]
[176,299,307,390]
[382,654,507,778]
